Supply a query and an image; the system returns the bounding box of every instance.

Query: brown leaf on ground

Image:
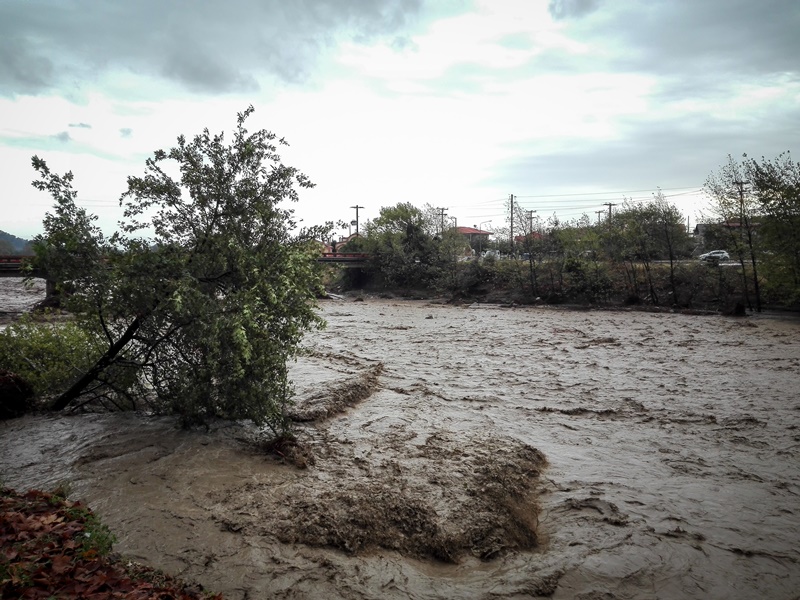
[0,486,225,600]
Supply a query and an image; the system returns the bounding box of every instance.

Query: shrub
[0,314,103,400]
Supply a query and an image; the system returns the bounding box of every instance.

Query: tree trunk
[527,256,538,296]
[664,225,678,305]
[743,216,761,312]
[45,279,57,299]
[736,252,752,311]
[642,259,658,305]
[50,317,142,411]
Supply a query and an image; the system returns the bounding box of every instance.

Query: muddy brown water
[1,280,799,599]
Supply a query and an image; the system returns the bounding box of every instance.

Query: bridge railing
[318,252,369,263]
[0,255,29,269]
[0,255,40,278]
[319,252,369,258]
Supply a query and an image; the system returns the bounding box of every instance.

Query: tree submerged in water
[29,107,328,434]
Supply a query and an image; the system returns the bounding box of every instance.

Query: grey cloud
[480,0,800,212]
[69,122,92,129]
[159,44,261,93]
[560,0,800,79]
[491,108,800,200]
[371,0,799,104]
[0,36,55,95]
[119,128,133,138]
[548,0,601,20]
[390,35,416,52]
[0,0,424,97]
[52,131,71,143]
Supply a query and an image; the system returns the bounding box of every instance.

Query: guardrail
[0,255,31,276]
[318,252,369,264]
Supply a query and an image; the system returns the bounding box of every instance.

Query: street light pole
[478,220,492,255]
[350,205,364,236]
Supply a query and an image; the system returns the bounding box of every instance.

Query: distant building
[456,226,492,244]
[514,232,543,244]
[335,232,362,252]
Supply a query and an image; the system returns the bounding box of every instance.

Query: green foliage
[29,158,108,308]
[746,152,800,304]
[603,196,691,263]
[700,152,800,307]
[63,505,117,557]
[0,314,103,399]
[599,194,691,305]
[704,154,764,311]
[332,154,798,309]
[340,235,366,252]
[454,257,495,292]
[30,107,329,433]
[360,203,443,289]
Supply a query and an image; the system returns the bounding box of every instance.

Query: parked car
[699,250,730,262]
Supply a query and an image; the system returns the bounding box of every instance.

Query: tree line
[336,154,799,311]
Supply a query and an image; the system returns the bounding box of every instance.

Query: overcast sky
[2,0,798,239]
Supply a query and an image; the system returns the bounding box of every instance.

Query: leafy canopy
[29,107,328,432]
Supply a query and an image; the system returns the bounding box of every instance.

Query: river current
[1,280,798,599]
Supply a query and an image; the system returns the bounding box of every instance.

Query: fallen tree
[27,107,329,434]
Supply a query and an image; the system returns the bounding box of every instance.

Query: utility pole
[595,210,604,225]
[350,205,364,236]
[602,202,617,222]
[509,194,514,251]
[733,180,750,227]
[526,210,537,233]
[437,207,448,235]
[478,220,491,255]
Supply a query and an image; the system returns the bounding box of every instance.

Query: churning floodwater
[1,279,799,599]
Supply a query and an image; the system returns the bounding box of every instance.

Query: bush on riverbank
[0,313,106,405]
[330,256,783,312]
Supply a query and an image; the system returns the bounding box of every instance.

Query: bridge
[0,256,33,277]
[317,252,369,266]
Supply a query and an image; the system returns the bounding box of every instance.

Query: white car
[699,250,730,262]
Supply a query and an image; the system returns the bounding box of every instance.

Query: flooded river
[1,280,799,599]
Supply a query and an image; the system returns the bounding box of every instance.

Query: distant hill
[0,230,33,254]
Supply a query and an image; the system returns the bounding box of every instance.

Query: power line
[452,189,705,215]
[514,185,701,199]
[512,190,705,212]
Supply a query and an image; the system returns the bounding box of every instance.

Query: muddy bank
[1,279,799,599]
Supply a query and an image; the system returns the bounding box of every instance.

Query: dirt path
[1,282,798,599]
